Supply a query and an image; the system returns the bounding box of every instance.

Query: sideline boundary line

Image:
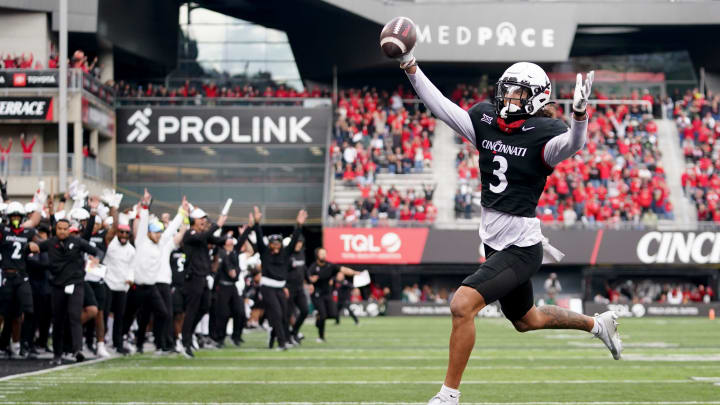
[0,357,111,383]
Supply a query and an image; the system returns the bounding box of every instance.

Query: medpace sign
[116,106,331,145]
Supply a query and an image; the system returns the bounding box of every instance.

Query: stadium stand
[453,93,674,226]
[328,88,438,225]
[674,89,720,221]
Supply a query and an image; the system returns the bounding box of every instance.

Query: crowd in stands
[111,80,328,99]
[328,87,438,224]
[674,89,720,222]
[401,283,452,304]
[455,89,673,226]
[595,280,715,304]
[1,48,101,78]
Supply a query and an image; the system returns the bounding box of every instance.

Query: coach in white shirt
[104,214,136,354]
[132,189,170,353]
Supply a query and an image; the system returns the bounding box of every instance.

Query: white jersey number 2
[489,155,508,193]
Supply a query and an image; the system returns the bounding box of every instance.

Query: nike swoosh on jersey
[521,126,535,131]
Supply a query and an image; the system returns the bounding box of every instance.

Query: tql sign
[116,106,331,145]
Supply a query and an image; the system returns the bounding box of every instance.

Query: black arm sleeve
[206,224,226,246]
[37,239,49,252]
[82,215,95,241]
[283,225,302,256]
[77,237,105,262]
[253,223,266,255]
[233,226,253,254]
[183,223,219,246]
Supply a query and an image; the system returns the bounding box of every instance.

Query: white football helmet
[69,207,91,221]
[6,201,26,217]
[495,62,552,119]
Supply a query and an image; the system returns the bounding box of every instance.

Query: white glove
[397,46,416,70]
[100,189,115,205]
[112,193,123,209]
[97,204,109,220]
[572,71,594,115]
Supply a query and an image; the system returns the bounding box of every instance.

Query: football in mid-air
[379,16,417,58]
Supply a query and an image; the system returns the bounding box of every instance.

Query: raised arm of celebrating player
[403,63,591,168]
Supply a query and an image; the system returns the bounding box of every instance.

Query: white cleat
[593,311,623,360]
[428,392,460,405]
[96,343,111,358]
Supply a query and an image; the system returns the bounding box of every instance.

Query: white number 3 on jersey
[489,155,508,193]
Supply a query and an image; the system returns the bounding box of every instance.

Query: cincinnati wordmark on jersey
[468,102,569,217]
[0,226,36,272]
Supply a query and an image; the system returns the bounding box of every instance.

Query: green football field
[2,316,720,404]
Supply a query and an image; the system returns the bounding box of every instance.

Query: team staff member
[103,210,135,355]
[213,225,251,346]
[35,219,104,365]
[252,206,306,351]
[132,190,171,353]
[181,206,226,357]
[307,248,360,342]
[287,236,308,342]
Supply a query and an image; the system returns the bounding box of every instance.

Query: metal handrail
[115,96,332,106]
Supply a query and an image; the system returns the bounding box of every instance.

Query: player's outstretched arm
[542,71,594,167]
[403,65,476,146]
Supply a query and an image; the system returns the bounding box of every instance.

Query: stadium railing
[0,153,113,183]
[324,98,666,230]
[0,68,115,107]
[115,97,332,107]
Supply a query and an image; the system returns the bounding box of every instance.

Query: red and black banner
[0,71,58,88]
[324,227,720,265]
[0,97,53,121]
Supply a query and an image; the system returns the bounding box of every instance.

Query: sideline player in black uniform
[213,225,251,347]
[307,248,359,342]
[0,202,40,358]
[83,197,115,358]
[170,246,186,352]
[335,272,358,325]
[395,45,622,404]
[286,236,308,342]
[251,206,306,350]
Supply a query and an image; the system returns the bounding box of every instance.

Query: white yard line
[22,379,700,385]
[92,365,720,371]
[1,401,720,405]
[158,356,613,361]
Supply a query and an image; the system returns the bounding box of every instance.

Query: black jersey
[88,229,108,254]
[0,226,36,273]
[170,248,186,286]
[307,261,339,296]
[287,251,306,290]
[468,102,569,217]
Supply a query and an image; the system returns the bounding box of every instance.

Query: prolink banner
[116,106,331,145]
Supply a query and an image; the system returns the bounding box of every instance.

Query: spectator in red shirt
[0,137,11,176]
[20,133,36,175]
[203,82,218,98]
